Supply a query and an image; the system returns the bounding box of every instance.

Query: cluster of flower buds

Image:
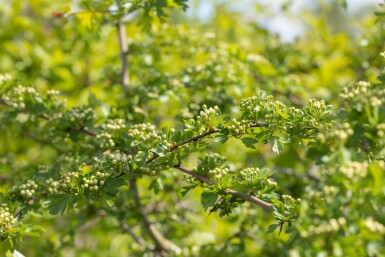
[0,204,17,241]
[340,161,368,179]
[67,107,95,124]
[105,118,126,131]
[227,118,248,137]
[340,81,385,109]
[240,94,274,120]
[107,150,132,174]
[2,85,39,109]
[301,217,346,238]
[365,217,385,235]
[10,180,38,201]
[46,178,60,194]
[208,166,229,181]
[0,73,11,84]
[96,132,115,148]
[304,99,326,119]
[193,105,220,126]
[282,194,301,205]
[239,167,260,182]
[199,152,227,168]
[82,171,109,192]
[46,89,60,97]
[58,172,79,194]
[128,123,161,145]
[326,122,354,141]
[377,123,385,137]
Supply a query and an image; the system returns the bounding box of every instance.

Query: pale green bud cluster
[59,172,79,193]
[208,167,229,181]
[11,180,38,200]
[197,105,220,121]
[96,132,115,148]
[0,73,11,84]
[0,204,17,241]
[227,118,248,137]
[46,178,60,194]
[340,81,371,99]
[2,86,39,109]
[304,99,327,119]
[108,150,133,165]
[377,123,385,137]
[364,217,385,234]
[340,161,368,179]
[300,217,346,238]
[46,89,60,96]
[266,179,278,188]
[239,167,260,181]
[82,172,109,192]
[128,123,161,144]
[105,118,126,131]
[340,81,385,109]
[331,122,354,141]
[68,107,95,123]
[282,194,301,205]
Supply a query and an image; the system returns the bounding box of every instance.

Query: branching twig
[129,179,181,255]
[119,220,147,246]
[0,99,97,137]
[147,122,268,164]
[174,165,275,212]
[117,22,129,93]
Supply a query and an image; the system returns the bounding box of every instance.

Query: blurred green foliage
[1,0,385,256]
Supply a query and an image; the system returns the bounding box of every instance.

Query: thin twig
[174,165,275,212]
[147,122,268,164]
[0,99,97,137]
[117,22,129,93]
[76,216,103,233]
[119,221,147,245]
[129,179,181,255]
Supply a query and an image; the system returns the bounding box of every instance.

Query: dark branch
[117,22,129,93]
[174,165,275,212]
[129,179,181,255]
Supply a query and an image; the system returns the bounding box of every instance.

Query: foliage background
[1,0,385,256]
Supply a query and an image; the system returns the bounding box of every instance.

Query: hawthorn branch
[129,179,181,255]
[117,21,129,93]
[0,99,97,137]
[119,221,147,246]
[174,165,275,212]
[147,122,268,164]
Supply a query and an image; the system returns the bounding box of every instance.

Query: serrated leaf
[48,194,68,215]
[104,178,125,195]
[148,178,163,195]
[201,191,218,211]
[214,133,228,144]
[241,137,258,149]
[181,184,197,197]
[267,223,279,233]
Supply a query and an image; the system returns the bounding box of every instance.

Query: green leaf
[48,194,68,215]
[201,191,218,211]
[267,223,279,233]
[272,139,283,153]
[181,184,197,197]
[241,137,258,149]
[214,133,228,144]
[148,178,163,195]
[104,178,125,195]
[369,162,383,196]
